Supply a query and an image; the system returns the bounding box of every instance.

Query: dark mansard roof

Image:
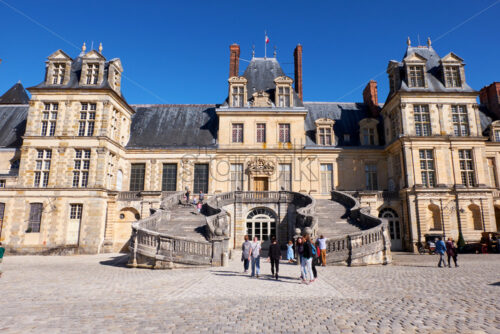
[0,82,30,105]
[391,46,475,95]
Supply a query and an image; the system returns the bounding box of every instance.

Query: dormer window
[489,121,500,142]
[274,76,294,108]
[228,76,247,108]
[409,65,424,87]
[86,64,99,85]
[315,118,335,146]
[278,86,291,107]
[444,66,461,87]
[359,118,379,146]
[52,63,66,84]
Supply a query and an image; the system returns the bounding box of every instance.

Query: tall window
[230,164,244,191]
[130,164,145,191]
[193,164,209,193]
[34,149,51,188]
[41,103,58,136]
[52,63,65,84]
[320,163,333,194]
[28,203,43,233]
[494,130,500,142]
[232,124,243,143]
[231,86,244,107]
[319,127,332,145]
[487,158,497,188]
[256,123,266,143]
[79,103,96,136]
[278,86,291,107]
[86,63,99,85]
[409,65,424,87]
[279,164,292,191]
[414,105,431,136]
[279,124,290,143]
[0,180,5,188]
[362,128,375,145]
[365,164,378,190]
[452,105,469,136]
[444,66,461,87]
[162,163,177,191]
[459,150,475,187]
[73,149,90,188]
[70,204,83,219]
[419,150,435,187]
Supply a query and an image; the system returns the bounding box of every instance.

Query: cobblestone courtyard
[0,253,499,333]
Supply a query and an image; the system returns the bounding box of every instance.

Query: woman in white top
[249,236,261,278]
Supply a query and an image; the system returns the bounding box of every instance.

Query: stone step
[315,199,362,238]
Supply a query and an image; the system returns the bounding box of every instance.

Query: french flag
[265,35,269,44]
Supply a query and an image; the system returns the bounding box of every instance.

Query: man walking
[317,235,327,266]
[435,236,447,267]
[249,236,261,278]
[268,236,281,280]
[241,235,251,273]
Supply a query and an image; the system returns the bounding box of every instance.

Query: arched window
[379,208,400,241]
[468,204,482,231]
[246,207,277,242]
[428,204,442,231]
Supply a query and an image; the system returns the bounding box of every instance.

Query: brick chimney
[229,44,240,78]
[363,80,380,117]
[480,82,500,119]
[294,44,303,101]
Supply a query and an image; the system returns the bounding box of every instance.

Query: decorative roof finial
[252,44,255,58]
[82,42,86,52]
[407,37,411,47]
[427,37,432,47]
[98,42,103,53]
[273,45,277,58]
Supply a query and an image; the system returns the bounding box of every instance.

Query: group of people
[241,234,328,284]
[184,189,204,214]
[434,236,459,268]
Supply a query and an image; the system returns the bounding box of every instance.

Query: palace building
[0,39,499,255]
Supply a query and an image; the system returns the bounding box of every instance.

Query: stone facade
[0,40,499,254]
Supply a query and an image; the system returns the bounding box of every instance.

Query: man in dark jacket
[268,236,281,280]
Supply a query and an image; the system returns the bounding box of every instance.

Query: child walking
[286,240,294,263]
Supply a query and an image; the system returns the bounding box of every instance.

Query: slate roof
[222,57,303,107]
[393,46,475,94]
[0,82,30,104]
[127,104,218,149]
[304,102,383,147]
[0,105,28,148]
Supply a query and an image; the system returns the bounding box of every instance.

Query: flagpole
[264,30,267,59]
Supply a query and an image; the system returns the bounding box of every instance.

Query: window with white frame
[459,149,475,187]
[414,105,431,136]
[79,103,96,136]
[41,103,58,136]
[365,164,378,190]
[86,63,99,85]
[279,124,290,143]
[277,86,291,107]
[444,66,461,87]
[494,130,500,142]
[279,164,292,191]
[34,149,51,188]
[362,128,376,145]
[318,127,332,145]
[257,123,266,143]
[320,163,333,193]
[230,163,244,191]
[231,86,244,107]
[73,149,90,188]
[52,63,66,85]
[452,105,469,136]
[232,123,243,143]
[28,203,43,233]
[70,204,83,219]
[419,150,435,187]
[408,65,425,87]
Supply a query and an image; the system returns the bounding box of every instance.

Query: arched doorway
[379,208,402,251]
[246,207,277,248]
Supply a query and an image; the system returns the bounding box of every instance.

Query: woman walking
[301,235,314,284]
[241,235,251,273]
[446,237,459,267]
[249,236,261,278]
[296,237,304,279]
[286,240,294,263]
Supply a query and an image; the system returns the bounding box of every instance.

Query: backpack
[311,243,317,257]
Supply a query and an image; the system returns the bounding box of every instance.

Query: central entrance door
[253,177,269,191]
[246,207,277,249]
[379,208,402,251]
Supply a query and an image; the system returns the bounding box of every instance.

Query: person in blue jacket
[435,236,447,267]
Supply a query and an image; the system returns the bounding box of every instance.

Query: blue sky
[0,0,499,104]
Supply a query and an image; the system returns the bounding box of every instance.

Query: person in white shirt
[317,235,327,266]
[249,236,261,278]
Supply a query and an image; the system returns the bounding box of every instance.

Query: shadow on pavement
[489,281,500,286]
[99,254,129,268]
[210,270,302,284]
